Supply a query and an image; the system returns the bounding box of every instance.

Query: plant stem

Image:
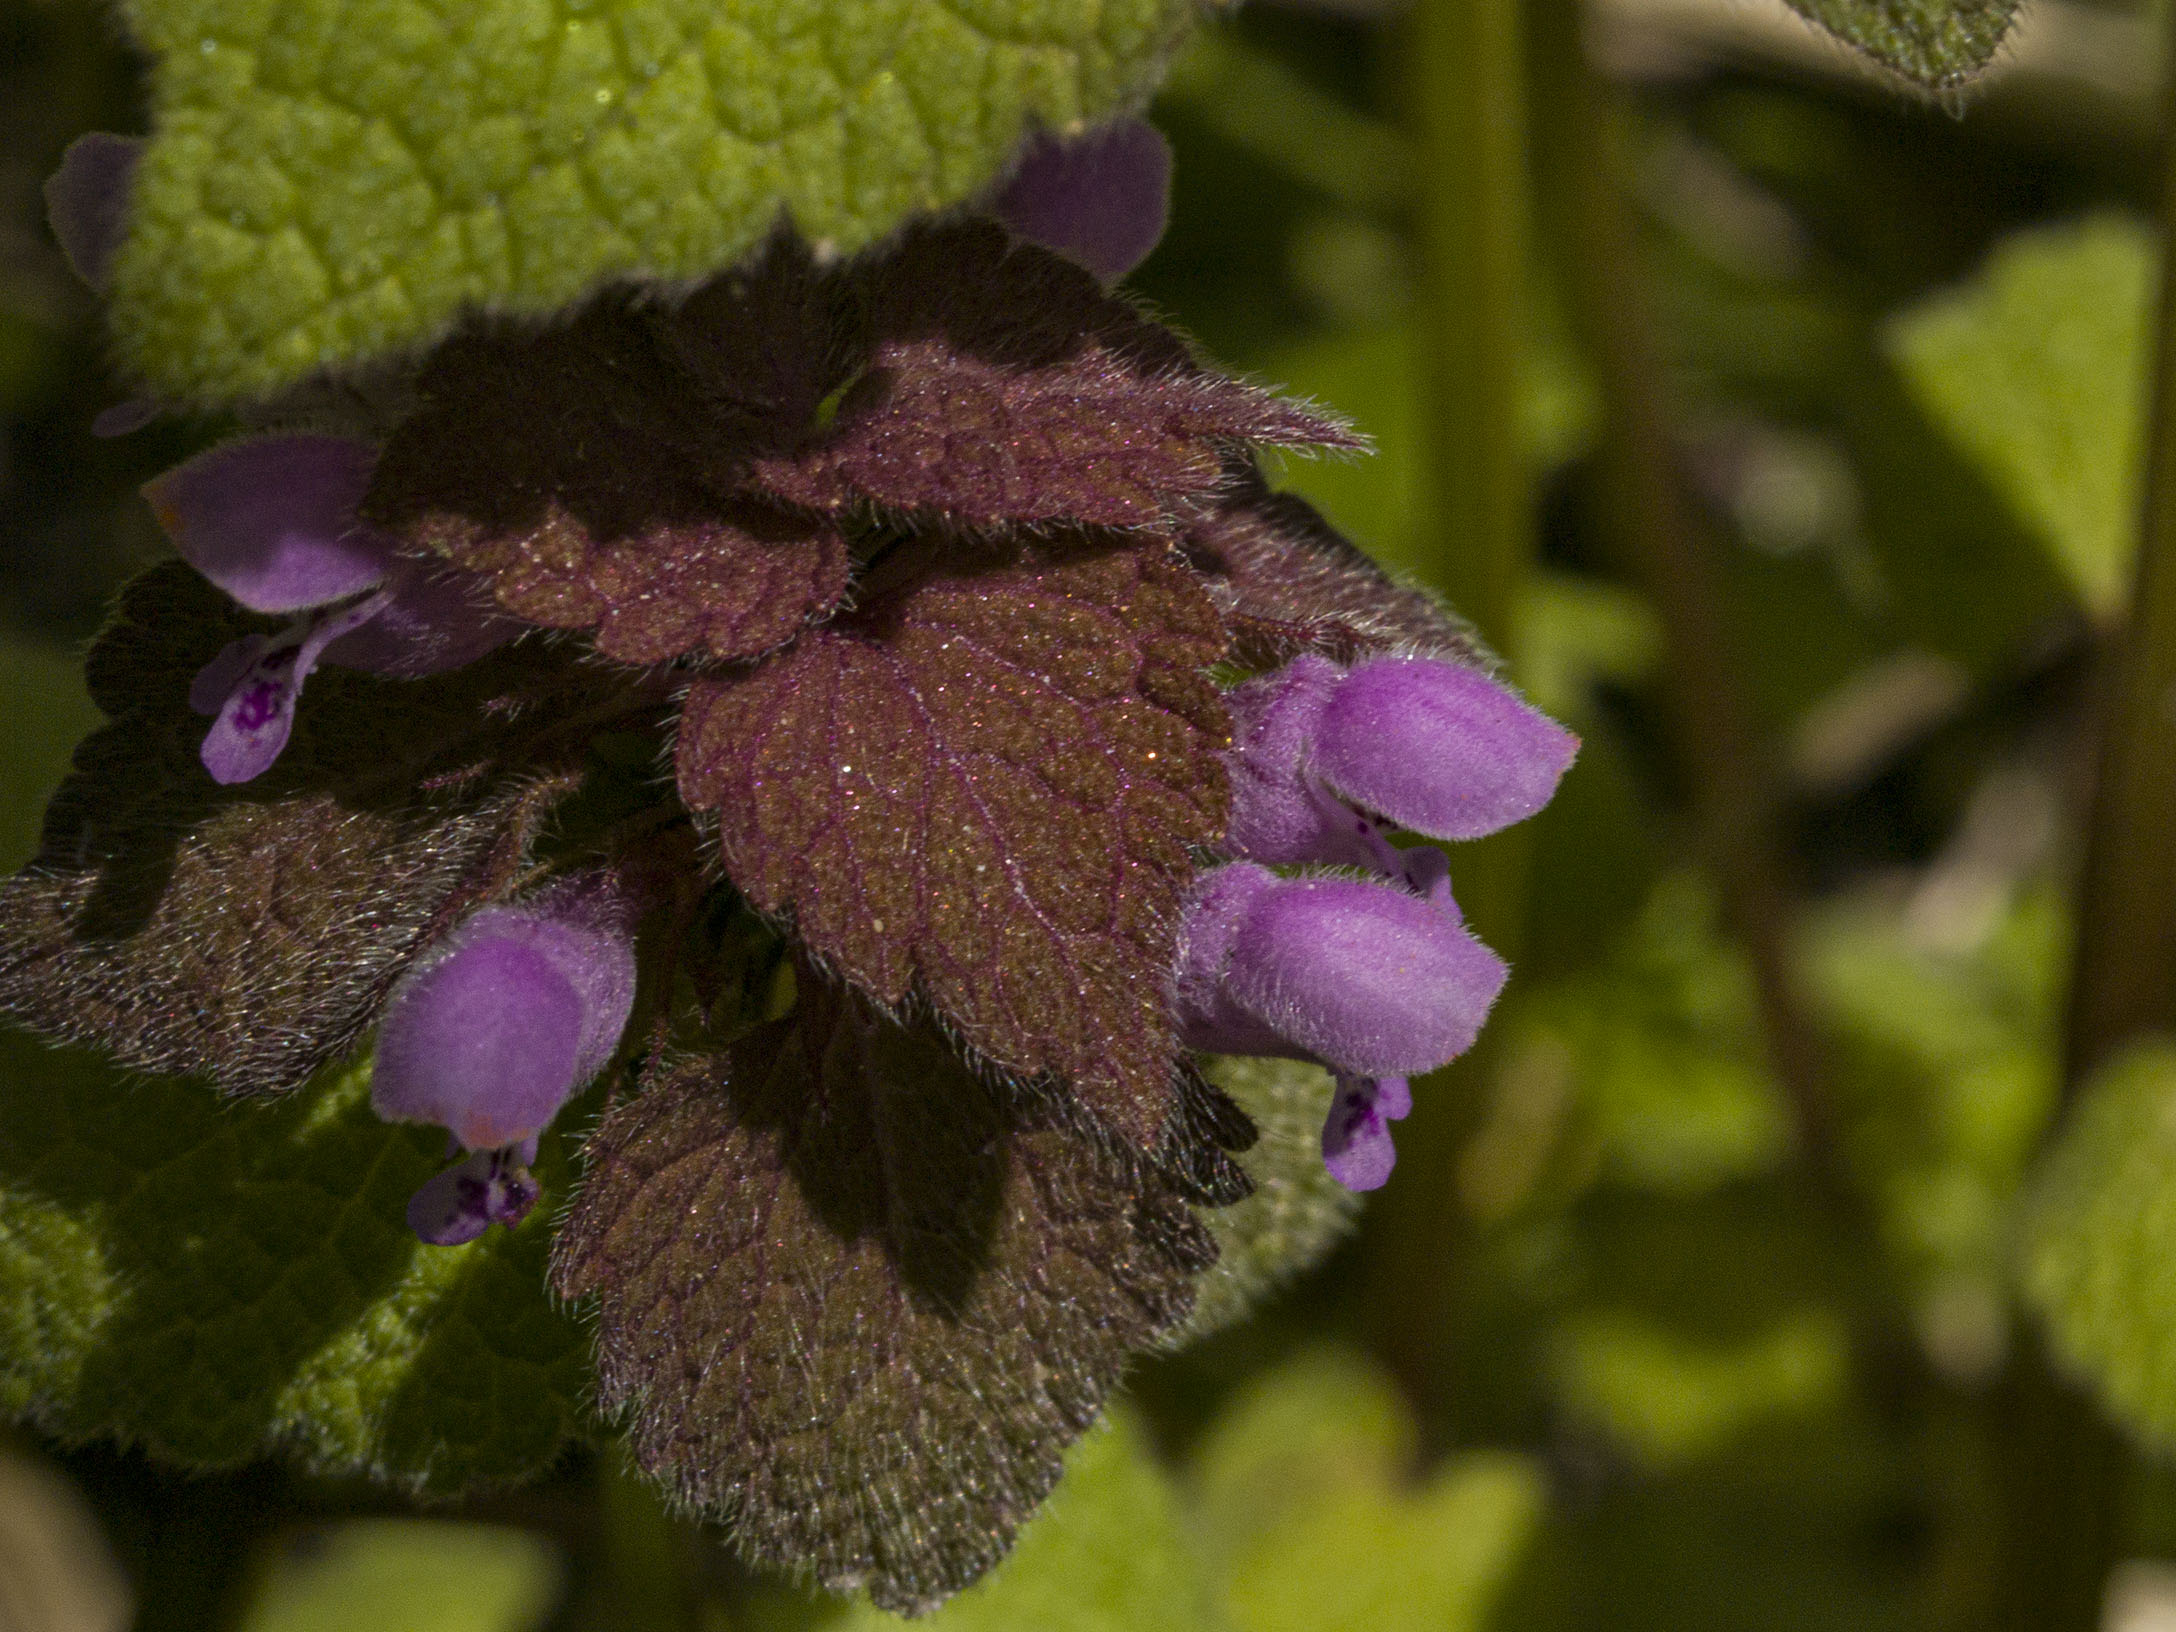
[1523,0,1838,1181]
[1360,0,1536,1435]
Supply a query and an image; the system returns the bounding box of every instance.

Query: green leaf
[0,1037,590,1492]
[1776,0,2017,91]
[0,634,101,877]
[108,0,1196,405]
[1171,1056,1361,1344]
[2022,1040,2176,1448]
[1190,1347,1544,1632]
[236,1520,563,1632]
[1885,214,2156,619]
[1552,1308,1851,1468]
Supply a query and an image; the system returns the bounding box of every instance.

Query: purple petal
[44,133,140,292]
[321,562,522,678]
[145,435,398,614]
[1321,1074,1412,1191]
[1314,656,1579,842]
[1221,655,1369,868]
[994,117,1172,284]
[371,874,640,1150]
[194,593,386,784]
[1173,863,1312,1059]
[1222,875,1508,1077]
[405,1148,542,1247]
[91,398,161,438]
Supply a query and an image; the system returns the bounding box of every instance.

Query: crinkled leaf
[2022,1040,2176,1449]
[0,562,629,1096]
[364,296,852,667]
[740,224,1355,529]
[1885,214,2155,620]
[550,985,1216,1614]
[1182,471,1482,672]
[1778,0,2017,90]
[1169,1055,1359,1344]
[675,536,1229,1147]
[0,1038,589,1491]
[108,0,1198,403]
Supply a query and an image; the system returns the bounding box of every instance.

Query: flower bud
[44,133,139,292]
[372,875,639,1155]
[993,117,1172,284]
[1312,654,1579,842]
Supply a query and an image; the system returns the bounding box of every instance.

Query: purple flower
[44,132,139,293]
[1182,651,1575,1190]
[148,435,518,784]
[992,117,1172,284]
[373,873,641,1245]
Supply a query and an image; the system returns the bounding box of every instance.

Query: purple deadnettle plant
[0,116,1575,1612]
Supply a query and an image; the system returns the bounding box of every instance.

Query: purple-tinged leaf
[744,222,1356,529]
[550,983,1215,1613]
[145,435,397,615]
[994,118,1173,284]
[43,132,139,292]
[1314,655,1580,842]
[675,537,1229,1148]
[0,563,643,1095]
[1184,470,1483,669]
[364,307,850,666]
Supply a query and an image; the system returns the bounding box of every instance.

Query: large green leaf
[2022,1041,2176,1447]
[1885,214,2156,620]
[108,0,1195,404]
[0,1038,590,1492]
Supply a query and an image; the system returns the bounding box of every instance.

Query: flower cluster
[1178,653,1578,1188]
[6,115,1582,1613]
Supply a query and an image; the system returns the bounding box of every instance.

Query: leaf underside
[674,534,1231,1148]
[0,562,627,1095]
[1779,0,2019,92]
[550,981,1215,1613]
[109,0,1200,403]
[1183,469,1484,672]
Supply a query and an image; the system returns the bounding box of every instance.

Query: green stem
[1360,0,1537,1437]
[1980,17,2176,1629]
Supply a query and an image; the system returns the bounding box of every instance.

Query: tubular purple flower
[1314,654,1580,841]
[993,117,1172,285]
[148,435,519,784]
[373,873,641,1244]
[43,132,140,293]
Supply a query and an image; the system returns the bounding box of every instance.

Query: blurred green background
[7,0,2176,1624]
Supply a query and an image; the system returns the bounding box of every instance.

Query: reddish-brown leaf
[364,304,850,666]
[549,985,1214,1612]
[0,563,631,1094]
[737,222,1358,530]
[674,536,1229,1147]
[1184,468,1485,669]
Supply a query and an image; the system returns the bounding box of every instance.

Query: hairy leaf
[1170,1056,1360,1345]
[2022,1041,2176,1448]
[1183,473,1483,672]
[739,224,1356,529]
[551,986,1215,1613]
[365,299,852,667]
[0,1038,589,1491]
[675,536,1229,1146]
[108,0,1198,403]
[0,563,629,1096]
[1778,0,2018,90]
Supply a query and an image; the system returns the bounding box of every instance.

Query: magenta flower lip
[993,117,1172,284]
